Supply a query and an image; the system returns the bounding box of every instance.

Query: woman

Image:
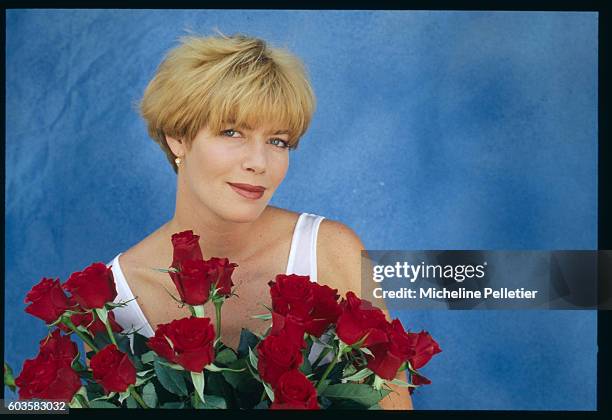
[105,32,412,410]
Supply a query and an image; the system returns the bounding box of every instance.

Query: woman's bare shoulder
[119,225,172,273]
[261,206,301,236]
[317,218,365,296]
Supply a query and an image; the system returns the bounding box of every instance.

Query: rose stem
[103,318,118,347]
[315,355,340,392]
[62,318,99,352]
[311,347,332,370]
[128,385,149,409]
[214,300,223,348]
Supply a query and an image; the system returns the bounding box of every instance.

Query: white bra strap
[285,213,325,283]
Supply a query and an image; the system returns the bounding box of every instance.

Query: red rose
[63,263,117,309]
[407,331,442,370]
[270,370,319,410]
[24,278,72,324]
[207,257,237,297]
[147,316,215,372]
[365,319,415,380]
[257,332,304,388]
[170,259,213,305]
[39,329,78,365]
[269,274,315,320]
[366,320,442,380]
[409,372,432,395]
[171,230,203,269]
[90,344,137,393]
[270,312,307,349]
[365,341,403,380]
[170,258,237,305]
[336,292,388,347]
[15,355,81,401]
[304,284,342,337]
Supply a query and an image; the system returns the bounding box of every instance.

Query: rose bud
[90,344,137,394]
[147,316,215,372]
[207,257,237,297]
[38,329,78,366]
[270,369,319,410]
[257,332,304,388]
[15,354,81,401]
[24,278,72,324]
[169,259,214,306]
[336,292,388,348]
[171,230,203,270]
[270,312,307,349]
[63,263,117,310]
[406,331,442,370]
[366,319,418,380]
[305,283,341,337]
[268,274,315,320]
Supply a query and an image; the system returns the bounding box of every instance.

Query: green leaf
[135,375,155,387]
[190,371,206,404]
[299,354,313,376]
[136,369,154,377]
[156,359,185,370]
[205,363,245,373]
[201,394,227,409]
[92,331,130,354]
[3,361,16,391]
[253,400,270,409]
[222,359,250,388]
[342,368,373,383]
[153,359,188,396]
[88,401,119,408]
[132,332,150,356]
[118,389,131,403]
[389,378,417,388]
[342,363,357,377]
[248,347,258,370]
[140,351,156,364]
[263,381,274,402]
[94,307,108,325]
[237,329,260,358]
[215,348,237,365]
[322,383,391,407]
[161,402,185,409]
[316,379,331,394]
[142,382,158,407]
[360,347,373,357]
[250,313,272,320]
[125,396,138,408]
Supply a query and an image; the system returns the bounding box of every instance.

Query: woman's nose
[241,139,267,174]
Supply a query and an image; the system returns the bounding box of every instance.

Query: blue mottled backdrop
[5,10,597,409]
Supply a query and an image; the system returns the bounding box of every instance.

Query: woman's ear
[165,134,185,158]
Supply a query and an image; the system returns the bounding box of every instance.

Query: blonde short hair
[139,32,316,173]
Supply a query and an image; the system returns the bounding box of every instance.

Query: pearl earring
[175,157,182,165]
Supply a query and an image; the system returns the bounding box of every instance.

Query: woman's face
[179,122,291,223]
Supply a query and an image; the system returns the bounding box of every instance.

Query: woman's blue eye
[221,129,241,137]
[270,138,289,148]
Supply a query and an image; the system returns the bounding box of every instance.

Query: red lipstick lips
[228,183,266,200]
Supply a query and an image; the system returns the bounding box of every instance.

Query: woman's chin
[218,206,266,223]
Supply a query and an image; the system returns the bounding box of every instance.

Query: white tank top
[106,213,329,362]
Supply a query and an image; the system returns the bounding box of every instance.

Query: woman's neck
[163,206,269,263]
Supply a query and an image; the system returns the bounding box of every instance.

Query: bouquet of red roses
[4,230,441,409]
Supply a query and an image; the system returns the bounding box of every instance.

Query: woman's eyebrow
[227,122,289,135]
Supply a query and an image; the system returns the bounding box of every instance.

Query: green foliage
[153,359,188,396]
[322,383,391,408]
[142,382,158,407]
[237,329,260,358]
